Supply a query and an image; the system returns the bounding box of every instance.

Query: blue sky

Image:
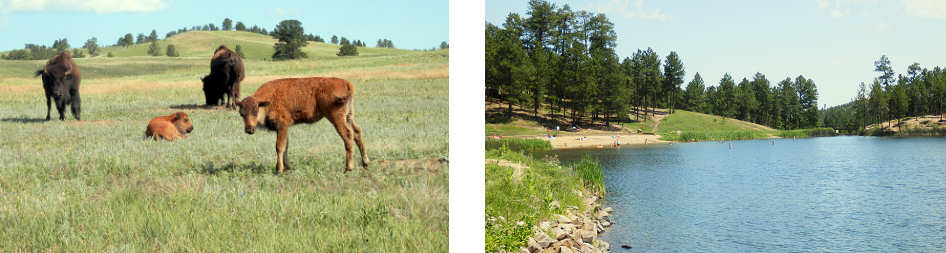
[0,0,447,51]
[487,0,946,107]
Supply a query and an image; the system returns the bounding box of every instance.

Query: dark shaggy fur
[34,52,81,121]
[202,45,245,108]
[236,77,368,174]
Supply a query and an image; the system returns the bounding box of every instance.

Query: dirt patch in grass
[69,119,119,127]
[375,158,447,173]
[168,104,229,110]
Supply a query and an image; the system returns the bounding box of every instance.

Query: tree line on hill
[821,55,946,132]
[486,0,819,130]
[1,17,432,61]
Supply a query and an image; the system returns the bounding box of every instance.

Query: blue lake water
[549,136,946,252]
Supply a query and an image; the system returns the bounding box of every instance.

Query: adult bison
[34,52,81,121]
[236,77,368,174]
[202,45,244,109]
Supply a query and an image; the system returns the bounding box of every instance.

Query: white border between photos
[449,0,486,251]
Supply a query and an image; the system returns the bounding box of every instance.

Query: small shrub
[337,43,358,56]
[166,44,180,57]
[570,156,604,195]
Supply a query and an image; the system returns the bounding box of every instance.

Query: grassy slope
[485,146,603,252]
[653,110,778,141]
[0,31,448,251]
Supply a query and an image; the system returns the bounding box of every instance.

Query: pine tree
[147,40,161,56]
[271,20,308,60]
[235,45,245,59]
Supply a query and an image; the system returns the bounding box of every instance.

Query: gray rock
[554,227,569,240]
[580,243,594,253]
[581,219,595,231]
[595,210,610,221]
[580,229,596,244]
[540,221,553,231]
[559,246,573,253]
[521,247,531,253]
[528,238,542,252]
[558,223,576,233]
[603,207,613,213]
[556,214,572,224]
[536,232,554,248]
[594,240,610,250]
[601,220,611,227]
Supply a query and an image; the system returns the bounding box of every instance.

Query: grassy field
[485,145,603,252]
[656,110,778,142]
[0,31,448,251]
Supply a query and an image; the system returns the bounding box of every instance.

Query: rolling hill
[0,31,448,251]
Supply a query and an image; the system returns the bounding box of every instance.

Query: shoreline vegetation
[485,141,613,252]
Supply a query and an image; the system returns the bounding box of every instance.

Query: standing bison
[34,52,81,121]
[236,77,368,174]
[202,45,244,108]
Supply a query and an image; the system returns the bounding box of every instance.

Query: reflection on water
[548,136,946,252]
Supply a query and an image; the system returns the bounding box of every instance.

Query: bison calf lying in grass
[34,52,81,121]
[145,112,194,141]
[237,77,368,174]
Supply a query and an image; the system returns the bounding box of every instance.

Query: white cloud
[0,0,167,13]
[269,7,300,17]
[875,22,889,32]
[904,0,946,19]
[815,0,870,19]
[587,0,668,21]
[830,9,849,18]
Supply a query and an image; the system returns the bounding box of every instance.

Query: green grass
[898,126,946,136]
[656,110,777,142]
[621,116,658,134]
[485,145,603,252]
[775,128,838,138]
[485,121,549,137]
[0,31,447,252]
[485,138,552,152]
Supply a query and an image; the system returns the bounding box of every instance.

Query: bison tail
[34,69,44,77]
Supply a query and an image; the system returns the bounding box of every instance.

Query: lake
[549,136,946,252]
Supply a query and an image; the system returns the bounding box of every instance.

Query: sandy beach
[545,134,670,149]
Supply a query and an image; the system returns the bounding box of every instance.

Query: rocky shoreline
[520,192,615,253]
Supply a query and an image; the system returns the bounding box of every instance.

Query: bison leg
[282,137,290,171]
[55,99,67,121]
[70,91,81,121]
[45,94,52,121]
[275,126,289,174]
[347,106,369,168]
[330,113,355,173]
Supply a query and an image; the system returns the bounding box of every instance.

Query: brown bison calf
[236,77,368,174]
[145,112,194,141]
